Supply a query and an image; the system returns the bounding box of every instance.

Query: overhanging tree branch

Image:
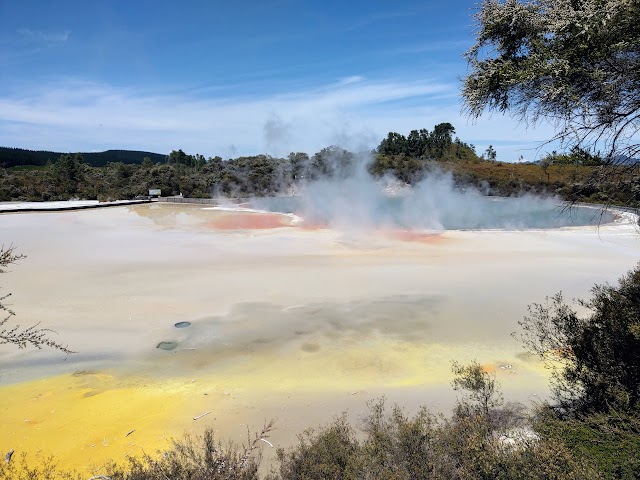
[463,0,640,209]
[0,245,74,354]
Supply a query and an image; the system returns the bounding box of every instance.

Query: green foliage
[516,264,640,415]
[463,0,640,197]
[275,414,358,480]
[376,123,478,162]
[102,424,272,480]
[535,407,640,480]
[368,154,427,184]
[355,399,441,479]
[484,145,497,161]
[451,360,503,417]
[52,153,86,196]
[273,392,596,480]
[430,122,456,159]
[287,152,309,181]
[0,148,626,204]
[539,147,604,167]
[308,146,354,180]
[166,149,207,170]
[0,147,165,168]
[0,129,634,208]
[273,364,596,479]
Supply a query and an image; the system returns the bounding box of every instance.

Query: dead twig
[193,411,211,421]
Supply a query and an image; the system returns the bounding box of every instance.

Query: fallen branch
[193,411,211,421]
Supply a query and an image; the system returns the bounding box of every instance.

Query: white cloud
[17,29,70,45]
[337,75,366,86]
[0,76,556,159]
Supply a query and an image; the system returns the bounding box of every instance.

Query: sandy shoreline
[1,203,639,474]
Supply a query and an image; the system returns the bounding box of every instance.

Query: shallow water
[251,195,615,230]
[0,202,637,474]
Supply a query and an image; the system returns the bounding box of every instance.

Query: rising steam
[250,151,610,231]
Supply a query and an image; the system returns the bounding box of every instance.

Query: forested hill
[0,147,165,168]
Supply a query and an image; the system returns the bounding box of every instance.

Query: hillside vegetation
[0,147,165,168]
[1,123,636,208]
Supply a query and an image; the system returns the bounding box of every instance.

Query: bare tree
[0,245,73,353]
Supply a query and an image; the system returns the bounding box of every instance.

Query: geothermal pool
[251,193,615,230]
[0,200,638,475]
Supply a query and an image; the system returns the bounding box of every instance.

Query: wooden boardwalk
[0,199,152,214]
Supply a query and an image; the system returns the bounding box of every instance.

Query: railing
[158,197,218,205]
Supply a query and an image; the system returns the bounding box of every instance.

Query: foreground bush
[516,264,640,416]
[103,422,274,480]
[273,398,597,480]
[0,423,273,480]
[534,407,640,480]
[0,453,79,480]
[273,362,600,480]
[516,263,640,479]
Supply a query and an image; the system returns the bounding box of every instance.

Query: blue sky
[0,0,555,161]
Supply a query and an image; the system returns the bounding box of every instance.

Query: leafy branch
[0,245,74,354]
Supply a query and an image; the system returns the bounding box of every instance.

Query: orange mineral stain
[206,212,291,230]
[481,364,497,373]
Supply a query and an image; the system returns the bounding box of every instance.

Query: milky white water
[0,202,638,474]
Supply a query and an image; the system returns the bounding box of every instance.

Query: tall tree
[429,123,456,159]
[462,0,640,206]
[377,132,407,156]
[485,145,497,161]
[406,129,424,157]
[288,152,310,181]
[52,153,85,195]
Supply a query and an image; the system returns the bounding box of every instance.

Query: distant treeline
[1,123,476,169]
[0,147,166,168]
[0,123,637,208]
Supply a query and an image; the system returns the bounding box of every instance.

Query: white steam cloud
[251,152,610,232]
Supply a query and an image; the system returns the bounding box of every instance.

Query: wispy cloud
[344,5,433,32]
[0,75,554,160]
[0,28,70,66]
[337,75,366,86]
[17,28,70,45]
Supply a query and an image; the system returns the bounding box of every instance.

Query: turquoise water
[251,195,614,230]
